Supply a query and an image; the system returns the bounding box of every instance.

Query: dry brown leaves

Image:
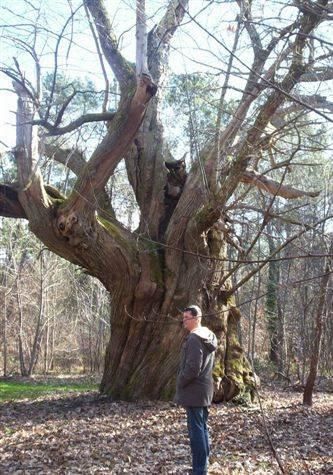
[0,387,332,474]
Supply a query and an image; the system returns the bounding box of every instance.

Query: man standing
[175,305,217,475]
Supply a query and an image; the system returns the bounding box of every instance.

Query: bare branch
[67,74,157,209]
[214,16,242,184]
[9,37,41,100]
[0,66,38,107]
[236,0,262,54]
[181,2,329,239]
[217,1,330,207]
[84,3,110,112]
[182,11,296,169]
[13,83,39,185]
[152,0,188,48]
[42,143,86,176]
[44,4,83,123]
[271,95,333,127]
[233,204,308,227]
[53,89,77,128]
[148,0,189,82]
[296,94,333,113]
[136,0,149,76]
[42,143,115,218]
[241,170,320,199]
[84,0,135,89]
[300,67,333,82]
[227,215,332,295]
[13,81,50,219]
[184,9,332,122]
[33,112,115,137]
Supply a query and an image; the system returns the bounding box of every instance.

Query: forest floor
[0,377,332,474]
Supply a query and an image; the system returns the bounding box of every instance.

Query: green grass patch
[0,379,98,402]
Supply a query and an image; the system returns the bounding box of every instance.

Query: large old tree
[1,0,332,400]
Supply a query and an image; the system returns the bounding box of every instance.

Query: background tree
[0,218,110,376]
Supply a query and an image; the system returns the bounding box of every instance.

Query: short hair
[183,305,202,318]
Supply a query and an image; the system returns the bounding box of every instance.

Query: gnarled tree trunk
[99,232,254,401]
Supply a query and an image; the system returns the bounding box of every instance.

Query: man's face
[182,311,198,331]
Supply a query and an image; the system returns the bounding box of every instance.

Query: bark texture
[303,241,332,406]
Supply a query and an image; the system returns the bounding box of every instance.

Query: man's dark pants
[186,407,209,475]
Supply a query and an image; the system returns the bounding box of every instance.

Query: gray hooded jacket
[175,326,217,407]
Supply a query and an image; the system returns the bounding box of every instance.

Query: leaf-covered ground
[0,384,332,474]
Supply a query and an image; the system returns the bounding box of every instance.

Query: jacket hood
[191,326,217,352]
